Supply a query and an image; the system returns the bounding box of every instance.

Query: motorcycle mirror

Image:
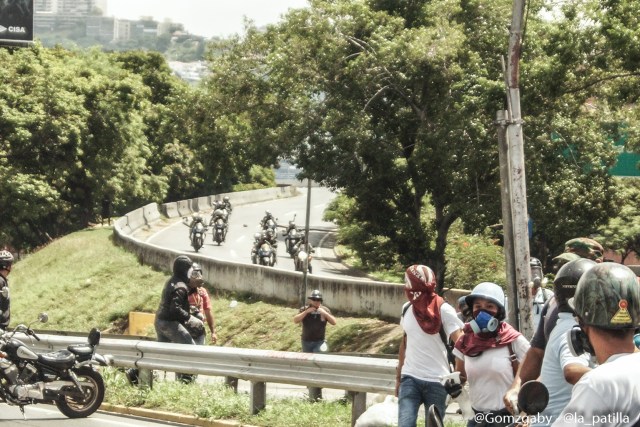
[518,380,549,415]
[88,328,101,346]
[38,312,49,323]
[426,404,444,427]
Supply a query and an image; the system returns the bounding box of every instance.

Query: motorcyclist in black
[223,196,232,215]
[154,255,203,382]
[260,210,276,230]
[0,250,14,330]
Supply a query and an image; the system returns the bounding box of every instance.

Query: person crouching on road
[396,265,464,426]
[453,282,530,427]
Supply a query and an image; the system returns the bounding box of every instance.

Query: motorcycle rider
[222,196,232,214]
[260,210,276,230]
[154,255,204,383]
[0,250,14,330]
[531,257,554,331]
[520,259,596,425]
[209,206,228,242]
[188,213,206,239]
[552,263,640,426]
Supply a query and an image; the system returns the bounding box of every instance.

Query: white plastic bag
[354,395,399,427]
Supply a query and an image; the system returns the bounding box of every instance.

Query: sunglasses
[309,298,322,301]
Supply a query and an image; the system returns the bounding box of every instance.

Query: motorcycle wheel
[55,367,105,419]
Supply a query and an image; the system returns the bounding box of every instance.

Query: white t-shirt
[453,335,530,412]
[533,287,554,331]
[534,312,590,426]
[400,302,463,382]
[552,352,640,427]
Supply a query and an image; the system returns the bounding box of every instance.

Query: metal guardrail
[25,333,397,425]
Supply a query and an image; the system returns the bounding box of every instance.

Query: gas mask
[470,310,500,334]
[567,324,594,357]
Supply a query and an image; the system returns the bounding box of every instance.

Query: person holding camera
[293,289,336,353]
[187,263,217,345]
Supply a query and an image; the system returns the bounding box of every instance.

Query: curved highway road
[144,186,372,280]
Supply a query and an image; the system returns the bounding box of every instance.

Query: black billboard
[0,0,34,46]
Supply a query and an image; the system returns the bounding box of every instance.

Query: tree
[202,0,626,289]
[597,179,640,263]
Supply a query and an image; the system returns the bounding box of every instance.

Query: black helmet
[570,263,640,329]
[553,258,597,307]
[308,289,323,301]
[172,255,193,281]
[0,250,13,269]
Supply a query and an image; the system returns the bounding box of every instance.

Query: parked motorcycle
[0,313,111,419]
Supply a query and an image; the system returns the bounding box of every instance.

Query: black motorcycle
[257,242,277,267]
[284,221,302,258]
[0,313,111,419]
[212,217,227,245]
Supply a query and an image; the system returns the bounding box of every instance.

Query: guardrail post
[225,376,238,393]
[308,386,322,402]
[139,369,154,388]
[250,381,266,415]
[350,392,367,426]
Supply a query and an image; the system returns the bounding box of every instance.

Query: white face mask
[187,267,194,279]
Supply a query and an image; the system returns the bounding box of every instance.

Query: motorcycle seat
[67,344,94,357]
[38,350,76,368]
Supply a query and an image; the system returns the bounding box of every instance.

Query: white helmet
[466,282,506,318]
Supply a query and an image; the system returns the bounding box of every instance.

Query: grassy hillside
[10,227,403,354]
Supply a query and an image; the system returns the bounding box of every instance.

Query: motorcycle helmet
[308,289,323,301]
[0,250,14,269]
[466,282,506,321]
[551,252,581,273]
[223,196,230,202]
[569,263,640,329]
[564,237,604,261]
[530,257,543,288]
[173,255,193,281]
[553,258,596,307]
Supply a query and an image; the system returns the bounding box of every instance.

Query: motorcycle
[212,217,227,246]
[0,313,111,419]
[257,242,277,267]
[283,218,302,258]
[183,216,207,252]
[294,246,312,273]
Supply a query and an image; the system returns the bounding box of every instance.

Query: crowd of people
[394,237,640,427]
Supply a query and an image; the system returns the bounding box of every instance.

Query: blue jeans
[301,340,325,353]
[398,375,448,427]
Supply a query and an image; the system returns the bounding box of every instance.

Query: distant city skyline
[105,0,309,39]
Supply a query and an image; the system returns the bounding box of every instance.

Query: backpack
[402,302,456,368]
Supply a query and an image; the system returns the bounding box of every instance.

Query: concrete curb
[100,403,257,426]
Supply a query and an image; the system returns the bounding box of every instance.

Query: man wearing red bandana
[396,265,464,426]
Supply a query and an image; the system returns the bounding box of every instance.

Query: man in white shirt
[552,263,640,427]
[396,265,464,426]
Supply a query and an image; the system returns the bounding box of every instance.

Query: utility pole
[499,0,533,337]
[300,178,312,307]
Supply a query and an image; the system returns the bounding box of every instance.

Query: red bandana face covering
[404,265,444,334]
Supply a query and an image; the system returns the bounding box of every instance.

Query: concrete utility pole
[300,178,312,307]
[499,0,533,337]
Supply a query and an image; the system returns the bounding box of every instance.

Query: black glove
[444,379,462,398]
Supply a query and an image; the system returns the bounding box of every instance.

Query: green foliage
[197,0,633,290]
[597,178,640,263]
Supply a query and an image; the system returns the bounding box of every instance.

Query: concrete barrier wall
[113,186,466,319]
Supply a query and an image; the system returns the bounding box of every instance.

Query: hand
[503,387,519,414]
[210,331,218,344]
[444,379,462,398]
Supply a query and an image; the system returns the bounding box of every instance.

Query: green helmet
[570,263,640,329]
[564,237,604,261]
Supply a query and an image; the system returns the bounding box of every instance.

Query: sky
[105,0,310,39]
